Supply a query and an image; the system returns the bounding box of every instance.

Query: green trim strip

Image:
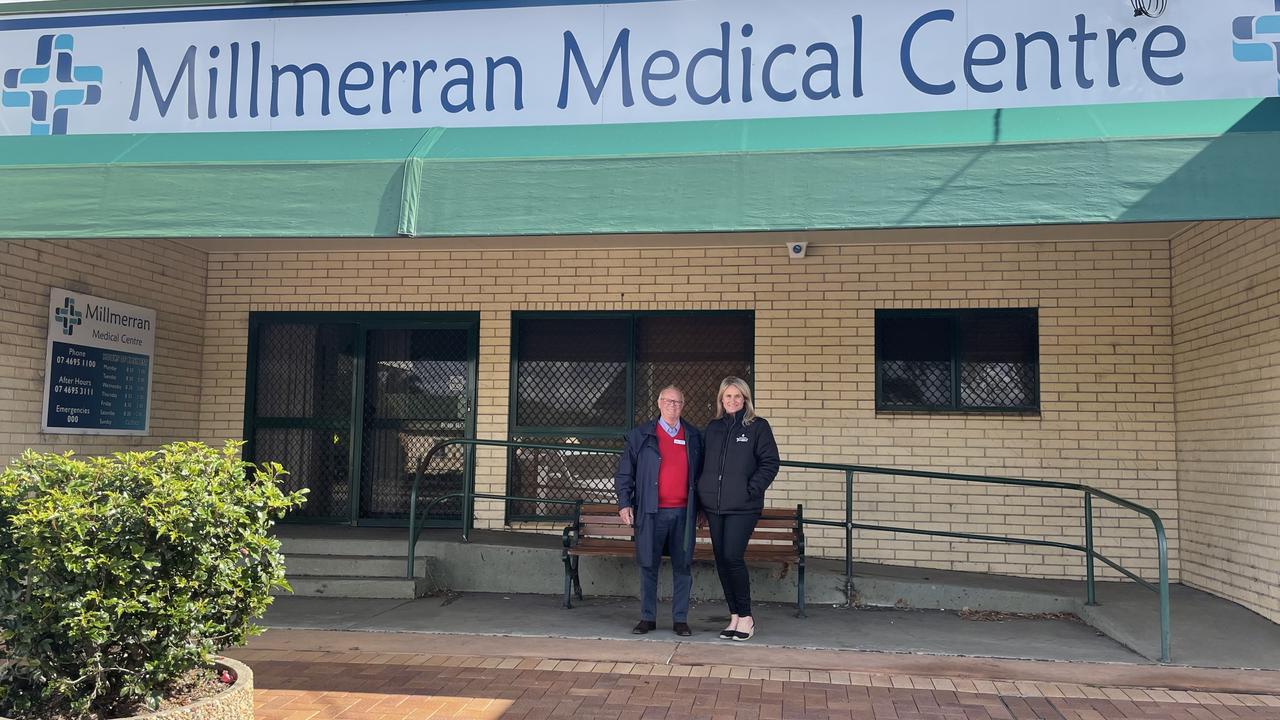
[2,99,1279,238]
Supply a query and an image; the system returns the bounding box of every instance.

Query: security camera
[787,241,808,259]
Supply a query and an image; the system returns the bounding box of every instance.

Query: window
[876,309,1038,412]
[509,312,753,520]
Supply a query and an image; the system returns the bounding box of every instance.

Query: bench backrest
[575,503,802,547]
[576,504,633,539]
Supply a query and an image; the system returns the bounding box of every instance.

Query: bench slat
[574,519,795,533]
[582,505,796,517]
[580,524,634,537]
[582,517,794,527]
[575,528,793,538]
[753,518,798,528]
[582,514,628,524]
[572,543,799,563]
[692,546,799,562]
[695,527,793,536]
[570,539,634,556]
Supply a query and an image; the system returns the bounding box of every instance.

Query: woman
[697,376,780,641]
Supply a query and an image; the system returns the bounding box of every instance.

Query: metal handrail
[408,437,1171,662]
[408,440,618,579]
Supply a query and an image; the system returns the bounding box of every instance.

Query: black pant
[706,511,761,617]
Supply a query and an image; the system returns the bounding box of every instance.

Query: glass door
[358,326,474,525]
[246,313,477,526]
[247,322,357,523]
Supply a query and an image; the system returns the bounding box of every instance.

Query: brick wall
[1171,220,1280,623]
[200,238,1179,580]
[17,229,1280,601]
[0,239,207,461]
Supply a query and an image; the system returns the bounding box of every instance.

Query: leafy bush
[0,441,306,719]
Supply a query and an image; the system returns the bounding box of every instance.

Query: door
[358,326,474,525]
[245,313,477,526]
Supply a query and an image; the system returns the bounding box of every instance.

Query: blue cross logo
[1233,2,1280,96]
[55,297,82,336]
[2,34,103,136]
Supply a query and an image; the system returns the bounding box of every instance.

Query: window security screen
[876,309,1038,412]
[509,312,753,520]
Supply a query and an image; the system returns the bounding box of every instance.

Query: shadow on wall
[1118,97,1280,223]
[894,109,1003,227]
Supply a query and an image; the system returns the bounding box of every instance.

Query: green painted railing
[408,438,1171,662]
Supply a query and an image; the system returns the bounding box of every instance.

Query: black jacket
[697,410,780,514]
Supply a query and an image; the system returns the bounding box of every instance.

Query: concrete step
[277,575,436,599]
[279,534,409,558]
[285,554,430,579]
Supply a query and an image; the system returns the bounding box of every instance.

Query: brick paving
[230,640,1280,720]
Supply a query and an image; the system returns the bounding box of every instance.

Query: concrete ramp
[275,526,1280,667]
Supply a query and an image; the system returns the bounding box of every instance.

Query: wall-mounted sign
[1,0,1278,137]
[41,289,155,435]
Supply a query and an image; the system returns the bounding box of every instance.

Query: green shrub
[0,441,306,719]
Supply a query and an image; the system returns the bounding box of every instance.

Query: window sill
[874,409,1042,419]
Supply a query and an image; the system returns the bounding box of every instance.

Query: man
[615,386,703,636]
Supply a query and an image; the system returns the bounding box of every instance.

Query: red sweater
[656,425,689,509]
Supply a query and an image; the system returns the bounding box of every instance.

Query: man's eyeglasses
[659,399,684,405]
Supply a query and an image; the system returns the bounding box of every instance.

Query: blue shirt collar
[658,418,681,436]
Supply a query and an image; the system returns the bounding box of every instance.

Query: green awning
[0,129,422,237]
[3,98,1279,238]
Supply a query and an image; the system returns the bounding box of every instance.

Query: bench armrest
[563,504,584,551]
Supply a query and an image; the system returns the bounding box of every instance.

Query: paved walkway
[228,631,1280,720]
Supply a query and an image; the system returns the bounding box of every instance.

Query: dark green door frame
[244,311,480,526]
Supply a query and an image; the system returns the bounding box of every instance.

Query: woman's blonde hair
[715,376,757,425]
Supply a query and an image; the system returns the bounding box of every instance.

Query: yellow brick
[7,224,1272,624]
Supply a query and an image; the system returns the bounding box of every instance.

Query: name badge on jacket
[674,439,687,445]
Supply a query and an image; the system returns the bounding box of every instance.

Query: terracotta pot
[1,657,254,720]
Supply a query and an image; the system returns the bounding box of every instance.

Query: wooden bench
[561,503,806,616]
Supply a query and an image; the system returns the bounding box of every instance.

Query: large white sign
[42,289,156,435]
[2,0,1279,136]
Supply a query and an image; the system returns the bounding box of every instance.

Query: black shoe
[673,622,692,637]
[732,625,755,641]
[632,620,656,634]
[719,627,736,639]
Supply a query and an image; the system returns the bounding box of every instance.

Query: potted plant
[0,441,305,719]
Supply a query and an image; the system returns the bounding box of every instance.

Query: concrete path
[262,593,1144,664]
[230,629,1280,720]
[240,591,1280,718]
